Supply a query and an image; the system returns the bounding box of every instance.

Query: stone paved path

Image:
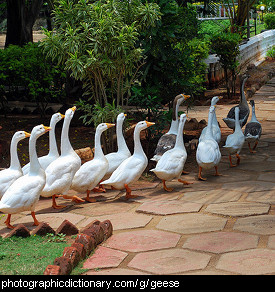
[1,78,275,275]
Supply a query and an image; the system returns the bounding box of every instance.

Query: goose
[41,106,84,209]
[199,96,222,144]
[71,122,115,202]
[0,131,31,199]
[196,106,221,180]
[101,121,155,199]
[0,125,51,229]
[151,93,190,162]
[22,112,65,174]
[102,113,131,181]
[223,106,245,167]
[150,114,192,191]
[244,100,262,153]
[223,74,250,129]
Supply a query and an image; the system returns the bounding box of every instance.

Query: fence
[203,29,275,89]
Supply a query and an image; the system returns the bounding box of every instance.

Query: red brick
[43,265,61,275]
[75,233,95,256]
[54,256,73,275]
[32,222,55,236]
[63,246,81,267]
[6,224,30,238]
[100,220,113,240]
[71,242,86,259]
[56,219,79,236]
[81,220,104,245]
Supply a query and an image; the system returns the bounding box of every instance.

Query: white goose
[151,94,190,162]
[71,122,115,202]
[0,124,51,229]
[151,114,192,191]
[101,121,155,199]
[244,100,262,153]
[0,131,31,199]
[223,107,245,167]
[41,106,84,209]
[196,106,221,180]
[102,113,131,181]
[223,74,250,129]
[199,96,222,144]
[22,112,64,174]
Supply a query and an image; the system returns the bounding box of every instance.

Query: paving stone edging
[4,219,113,275]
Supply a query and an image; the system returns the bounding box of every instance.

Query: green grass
[0,235,88,275]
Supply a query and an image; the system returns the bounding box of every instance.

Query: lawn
[0,235,87,275]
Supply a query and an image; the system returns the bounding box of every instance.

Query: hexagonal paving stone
[181,189,242,205]
[234,215,275,235]
[157,213,227,234]
[84,268,151,275]
[222,181,275,193]
[268,236,275,249]
[216,249,275,275]
[246,191,275,204]
[12,212,86,229]
[83,246,128,269]
[136,200,202,215]
[182,232,259,254]
[128,248,211,274]
[103,230,180,252]
[205,202,270,217]
[79,212,153,231]
[129,188,180,203]
[237,161,275,171]
[257,172,274,182]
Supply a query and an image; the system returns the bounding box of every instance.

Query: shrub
[264,13,275,29]
[0,42,66,117]
[267,45,275,59]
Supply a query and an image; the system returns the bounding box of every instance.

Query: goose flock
[0,76,262,229]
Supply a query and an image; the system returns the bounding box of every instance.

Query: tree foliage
[40,0,161,108]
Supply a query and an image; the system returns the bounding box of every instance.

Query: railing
[203,30,275,89]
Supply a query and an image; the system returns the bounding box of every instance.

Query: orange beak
[106,123,115,128]
[71,106,76,112]
[183,94,191,100]
[59,113,65,118]
[146,121,155,127]
[43,126,51,132]
[24,131,31,138]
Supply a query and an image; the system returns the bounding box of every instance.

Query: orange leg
[198,166,207,181]
[52,194,65,209]
[214,166,222,176]
[95,180,107,193]
[178,179,193,185]
[4,214,14,229]
[229,155,237,167]
[252,141,258,151]
[182,170,190,175]
[124,184,137,200]
[236,154,241,165]
[62,194,85,203]
[162,180,173,192]
[248,142,256,154]
[85,190,96,203]
[31,211,40,226]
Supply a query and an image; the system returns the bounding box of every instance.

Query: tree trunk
[5,0,43,48]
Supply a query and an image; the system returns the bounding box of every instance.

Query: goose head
[64,106,76,121]
[96,123,115,134]
[31,124,51,139]
[13,131,31,142]
[179,113,187,123]
[172,94,190,121]
[211,96,222,106]
[135,121,155,132]
[117,112,127,123]
[52,112,65,124]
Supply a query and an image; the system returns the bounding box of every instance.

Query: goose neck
[133,127,145,157]
[250,105,258,123]
[117,119,129,153]
[29,135,41,175]
[175,119,186,149]
[234,110,242,132]
[48,120,59,156]
[240,78,248,107]
[94,129,105,159]
[61,116,74,155]
[205,110,214,139]
[9,137,21,170]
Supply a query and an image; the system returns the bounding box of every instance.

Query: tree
[5,0,43,47]
[41,0,161,108]
[221,0,257,34]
